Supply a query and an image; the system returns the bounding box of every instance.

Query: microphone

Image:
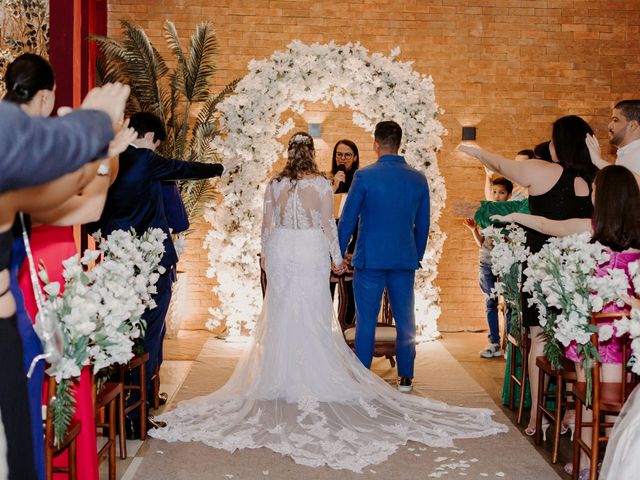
[336,164,347,192]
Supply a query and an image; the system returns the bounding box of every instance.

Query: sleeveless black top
[525,167,594,254]
[521,167,593,328]
[0,229,11,272]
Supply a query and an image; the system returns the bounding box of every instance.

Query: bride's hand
[332,261,347,275]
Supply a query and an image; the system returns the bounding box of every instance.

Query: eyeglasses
[336,152,354,159]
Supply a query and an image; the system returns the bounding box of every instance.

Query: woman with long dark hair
[460,115,597,437]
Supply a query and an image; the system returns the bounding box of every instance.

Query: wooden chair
[572,312,639,480]
[507,331,530,425]
[93,377,122,480]
[535,355,576,463]
[117,352,150,453]
[334,273,397,368]
[151,364,161,410]
[44,376,81,480]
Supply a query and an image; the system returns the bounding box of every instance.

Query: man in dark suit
[92,111,225,436]
[337,121,430,393]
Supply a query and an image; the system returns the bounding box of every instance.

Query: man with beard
[587,100,640,174]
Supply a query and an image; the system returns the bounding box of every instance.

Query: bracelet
[97,162,110,176]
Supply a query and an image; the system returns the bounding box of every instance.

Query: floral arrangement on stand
[523,233,629,403]
[482,223,529,338]
[205,40,446,338]
[614,259,640,375]
[37,228,165,445]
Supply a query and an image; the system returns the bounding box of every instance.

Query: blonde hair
[274,131,322,182]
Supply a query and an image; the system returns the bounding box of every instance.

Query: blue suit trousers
[353,268,416,378]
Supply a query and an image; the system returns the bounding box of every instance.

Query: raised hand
[585,133,602,165]
[80,82,131,126]
[107,120,137,159]
[457,144,483,160]
[462,217,477,229]
[620,294,640,310]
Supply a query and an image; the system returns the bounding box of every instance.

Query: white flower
[207,40,446,337]
[598,324,614,342]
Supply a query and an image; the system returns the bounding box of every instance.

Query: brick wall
[108,0,640,333]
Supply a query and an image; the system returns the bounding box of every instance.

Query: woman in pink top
[493,164,640,479]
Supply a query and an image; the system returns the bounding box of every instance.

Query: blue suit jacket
[92,146,223,268]
[338,155,430,270]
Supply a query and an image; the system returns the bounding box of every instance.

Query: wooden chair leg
[118,381,127,459]
[590,404,599,480]
[140,361,147,440]
[153,365,160,410]
[572,398,583,480]
[552,376,563,463]
[535,364,545,445]
[109,400,116,480]
[68,439,77,480]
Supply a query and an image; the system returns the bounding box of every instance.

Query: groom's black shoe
[398,377,413,393]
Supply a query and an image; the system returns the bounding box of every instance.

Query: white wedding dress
[150,176,508,472]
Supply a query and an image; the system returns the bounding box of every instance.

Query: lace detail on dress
[260,176,342,266]
[151,185,508,471]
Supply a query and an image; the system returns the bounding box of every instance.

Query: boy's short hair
[492,176,513,194]
[129,111,167,142]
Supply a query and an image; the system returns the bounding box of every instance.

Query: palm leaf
[185,22,218,102]
[120,20,167,121]
[164,21,188,96]
[181,179,219,224]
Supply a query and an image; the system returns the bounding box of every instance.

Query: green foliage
[52,378,77,448]
[93,20,238,226]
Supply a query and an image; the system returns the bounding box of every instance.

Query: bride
[150,132,508,472]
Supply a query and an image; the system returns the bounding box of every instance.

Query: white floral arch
[204,40,446,339]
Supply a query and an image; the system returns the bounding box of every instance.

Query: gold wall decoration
[0,0,49,96]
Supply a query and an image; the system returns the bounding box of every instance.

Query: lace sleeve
[319,179,343,266]
[261,181,275,256]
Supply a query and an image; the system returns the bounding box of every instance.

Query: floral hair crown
[289,133,312,147]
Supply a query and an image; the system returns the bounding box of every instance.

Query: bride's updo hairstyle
[274,131,321,182]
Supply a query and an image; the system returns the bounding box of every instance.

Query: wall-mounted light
[308,122,322,138]
[461,126,477,141]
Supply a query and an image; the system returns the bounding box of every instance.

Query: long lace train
[150,228,507,472]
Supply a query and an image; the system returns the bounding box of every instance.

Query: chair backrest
[591,311,638,405]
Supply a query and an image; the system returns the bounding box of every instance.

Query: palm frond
[164,21,188,96]
[181,179,219,222]
[185,22,219,102]
[120,20,167,121]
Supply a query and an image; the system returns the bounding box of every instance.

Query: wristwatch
[97,162,110,176]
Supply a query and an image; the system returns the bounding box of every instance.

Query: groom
[337,120,430,393]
